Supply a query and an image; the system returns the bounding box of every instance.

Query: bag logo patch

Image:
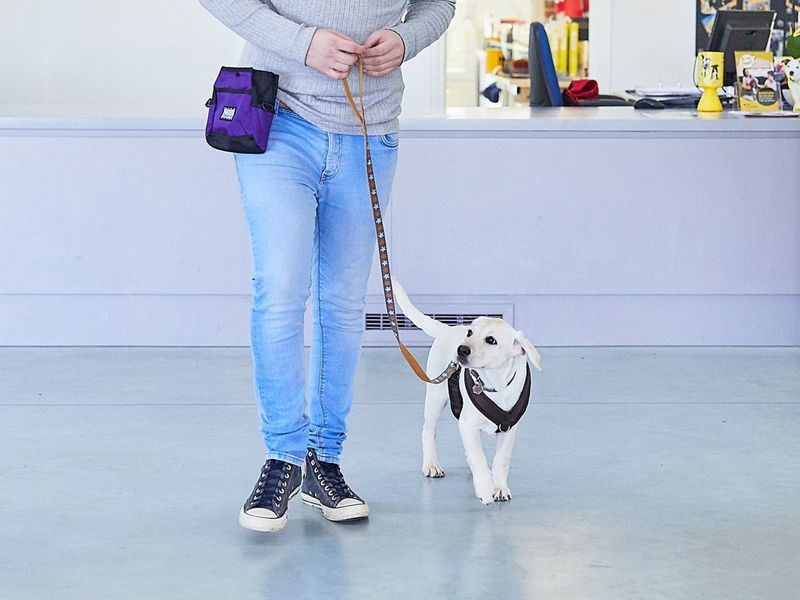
[220,106,236,121]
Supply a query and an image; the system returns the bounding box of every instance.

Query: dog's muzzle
[456,345,470,365]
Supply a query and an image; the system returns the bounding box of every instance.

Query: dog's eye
[485,336,497,345]
[466,330,472,337]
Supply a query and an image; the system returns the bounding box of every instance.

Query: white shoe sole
[301,492,370,522]
[238,487,299,532]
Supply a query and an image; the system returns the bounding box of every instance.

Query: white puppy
[391,279,542,504]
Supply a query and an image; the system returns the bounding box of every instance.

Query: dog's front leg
[491,427,518,501]
[458,420,495,504]
[421,385,448,477]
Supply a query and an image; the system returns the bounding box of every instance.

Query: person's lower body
[233,105,398,530]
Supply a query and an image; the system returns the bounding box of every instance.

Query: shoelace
[318,461,353,501]
[251,460,292,508]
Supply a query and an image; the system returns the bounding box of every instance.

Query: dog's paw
[422,462,445,478]
[477,492,495,505]
[475,480,496,504]
[493,486,512,502]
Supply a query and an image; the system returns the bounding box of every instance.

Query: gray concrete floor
[1,346,798,600]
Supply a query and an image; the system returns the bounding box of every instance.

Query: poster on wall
[697,0,800,56]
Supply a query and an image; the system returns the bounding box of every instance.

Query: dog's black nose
[457,345,471,357]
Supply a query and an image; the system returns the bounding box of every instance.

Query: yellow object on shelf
[486,48,502,73]
[696,51,724,112]
[568,22,579,78]
[557,30,567,73]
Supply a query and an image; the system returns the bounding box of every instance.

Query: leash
[342,57,458,385]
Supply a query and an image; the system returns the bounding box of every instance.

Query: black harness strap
[448,364,532,433]
[448,368,464,420]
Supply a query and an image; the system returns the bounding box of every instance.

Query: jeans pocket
[377,132,400,148]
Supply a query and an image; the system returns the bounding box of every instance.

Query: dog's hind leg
[421,384,449,478]
[491,427,518,501]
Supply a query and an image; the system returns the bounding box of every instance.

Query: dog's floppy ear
[513,330,542,372]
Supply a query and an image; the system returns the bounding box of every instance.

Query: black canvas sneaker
[301,449,369,522]
[238,459,302,532]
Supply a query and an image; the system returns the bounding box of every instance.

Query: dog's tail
[391,278,449,339]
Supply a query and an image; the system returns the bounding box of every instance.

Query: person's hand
[362,29,405,77]
[305,29,364,80]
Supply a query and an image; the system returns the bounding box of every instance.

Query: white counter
[403,107,800,135]
[2,106,800,136]
[1,107,798,346]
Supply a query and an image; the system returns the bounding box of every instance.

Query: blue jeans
[233,106,399,467]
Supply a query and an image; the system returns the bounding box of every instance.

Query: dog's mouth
[456,356,470,367]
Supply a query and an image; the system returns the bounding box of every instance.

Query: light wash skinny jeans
[233,105,398,467]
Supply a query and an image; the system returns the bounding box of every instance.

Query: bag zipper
[206,88,277,112]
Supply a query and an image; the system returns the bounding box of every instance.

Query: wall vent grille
[365,312,504,331]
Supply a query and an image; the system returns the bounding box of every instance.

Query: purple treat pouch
[204,67,278,154]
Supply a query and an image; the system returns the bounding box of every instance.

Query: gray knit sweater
[199,0,455,135]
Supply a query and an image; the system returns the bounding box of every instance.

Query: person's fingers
[361,56,383,68]
[336,50,359,66]
[331,57,355,72]
[363,51,402,71]
[363,62,394,76]
[363,59,390,72]
[363,31,384,48]
[333,36,364,55]
[326,67,350,80]
[363,41,392,59]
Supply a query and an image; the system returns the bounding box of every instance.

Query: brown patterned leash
[342,57,458,385]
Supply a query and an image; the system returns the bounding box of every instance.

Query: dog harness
[447,363,532,433]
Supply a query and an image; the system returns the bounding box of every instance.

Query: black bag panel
[251,69,279,112]
[205,133,263,154]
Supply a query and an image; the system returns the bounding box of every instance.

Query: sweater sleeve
[198,0,317,65]
[386,0,456,63]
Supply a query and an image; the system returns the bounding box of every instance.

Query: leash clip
[469,368,496,394]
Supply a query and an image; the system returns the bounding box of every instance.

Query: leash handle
[342,58,457,385]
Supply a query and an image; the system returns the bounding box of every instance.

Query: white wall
[2,1,241,119]
[590,0,696,93]
[1,0,442,119]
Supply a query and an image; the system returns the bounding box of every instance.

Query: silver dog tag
[472,383,484,394]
